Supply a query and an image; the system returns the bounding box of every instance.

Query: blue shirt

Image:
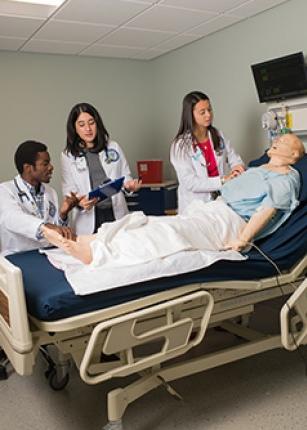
[22,180,45,218]
[22,179,66,240]
[221,166,300,239]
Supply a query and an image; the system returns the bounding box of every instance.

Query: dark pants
[94,206,115,232]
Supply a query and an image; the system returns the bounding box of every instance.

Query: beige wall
[0,0,306,192]
[151,0,307,177]
[0,52,153,193]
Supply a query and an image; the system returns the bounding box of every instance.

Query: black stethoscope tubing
[14,178,30,203]
[14,178,47,219]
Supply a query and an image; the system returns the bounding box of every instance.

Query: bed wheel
[0,348,7,362]
[0,364,8,381]
[45,367,70,391]
[0,349,8,380]
[103,420,123,430]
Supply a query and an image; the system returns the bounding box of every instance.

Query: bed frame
[0,254,306,430]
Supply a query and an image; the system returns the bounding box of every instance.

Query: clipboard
[88,177,125,201]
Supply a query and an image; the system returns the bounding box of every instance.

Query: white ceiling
[0,0,289,60]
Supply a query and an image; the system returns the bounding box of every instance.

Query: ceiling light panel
[8,0,65,6]
[0,0,64,18]
[0,0,291,60]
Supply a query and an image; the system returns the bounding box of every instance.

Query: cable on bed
[247,241,307,375]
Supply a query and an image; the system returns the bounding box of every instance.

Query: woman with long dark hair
[62,102,141,235]
[171,91,244,213]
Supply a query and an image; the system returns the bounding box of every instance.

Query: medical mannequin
[0,140,78,256]
[224,133,304,250]
[171,91,245,213]
[43,134,305,264]
[61,102,141,235]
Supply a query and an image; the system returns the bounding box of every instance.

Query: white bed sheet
[43,200,247,295]
[44,247,246,295]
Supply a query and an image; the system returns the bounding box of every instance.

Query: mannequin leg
[42,227,94,264]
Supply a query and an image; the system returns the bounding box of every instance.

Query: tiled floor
[1,301,307,430]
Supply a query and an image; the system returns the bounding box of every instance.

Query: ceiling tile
[0,36,26,51]
[154,33,201,51]
[0,0,291,59]
[99,27,175,49]
[186,14,242,36]
[161,0,247,13]
[126,4,216,32]
[229,0,288,17]
[0,15,44,38]
[0,0,55,19]
[132,49,167,60]
[121,0,155,3]
[33,20,115,43]
[54,0,152,25]
[21,39,87,55]
[80,44,145,58]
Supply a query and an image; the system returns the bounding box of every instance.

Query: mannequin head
[267,133,305,166]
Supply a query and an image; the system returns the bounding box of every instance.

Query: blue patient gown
[221,167,300,240]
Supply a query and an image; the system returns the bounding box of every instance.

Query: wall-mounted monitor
[251,52,307,103]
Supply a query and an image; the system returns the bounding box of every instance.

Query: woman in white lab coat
[170,91,245,214]
[62,102,141,235]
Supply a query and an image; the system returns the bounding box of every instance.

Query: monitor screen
[251,52,307,103]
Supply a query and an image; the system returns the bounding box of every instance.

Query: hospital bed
[0,157,306,430]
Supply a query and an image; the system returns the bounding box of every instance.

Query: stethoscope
[14,178,30,203]
[14,178,44,218]
[78,148,120,168]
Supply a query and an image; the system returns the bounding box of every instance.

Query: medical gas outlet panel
[264,96,307,136]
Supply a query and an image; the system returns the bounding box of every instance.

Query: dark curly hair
[14,140,47,174]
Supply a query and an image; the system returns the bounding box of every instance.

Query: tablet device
[88,176,125,201]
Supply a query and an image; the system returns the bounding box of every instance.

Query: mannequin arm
[225,207,277,251]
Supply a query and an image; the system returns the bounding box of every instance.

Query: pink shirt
[197,139,219,177]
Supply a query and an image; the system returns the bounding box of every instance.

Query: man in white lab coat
[0,140,78,256]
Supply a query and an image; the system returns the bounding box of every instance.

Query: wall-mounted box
[137,160,163,184]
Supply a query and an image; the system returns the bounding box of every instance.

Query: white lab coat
[61,140,132,235]
[170,131,244,214]
[0,175,60,256]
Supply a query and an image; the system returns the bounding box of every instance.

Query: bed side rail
[280,277,307,350]
[0,256,32,354]
[80,290,214,385]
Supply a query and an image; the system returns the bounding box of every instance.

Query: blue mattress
[6,201,307,322]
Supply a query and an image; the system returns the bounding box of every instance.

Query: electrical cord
[246,241,307,374]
